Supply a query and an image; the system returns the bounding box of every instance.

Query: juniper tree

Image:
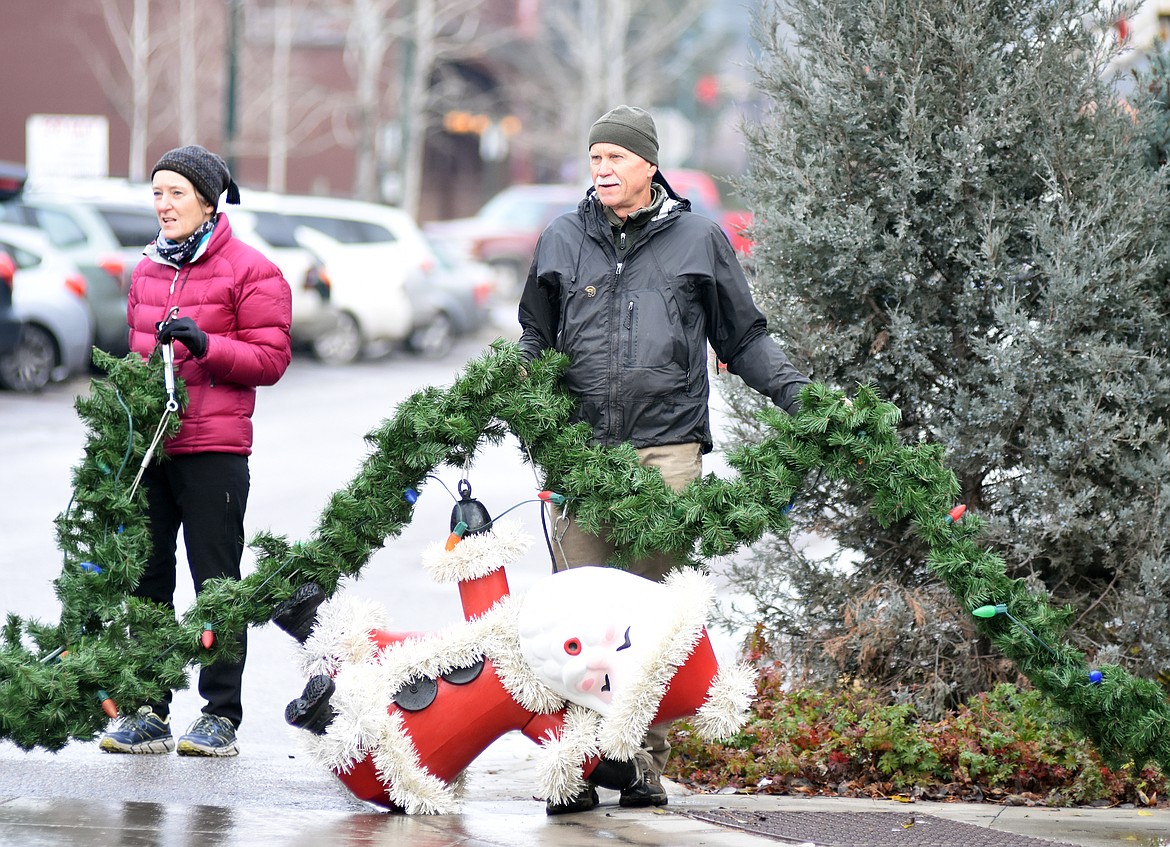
[720,0,1170,710]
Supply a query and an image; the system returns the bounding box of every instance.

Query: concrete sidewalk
[1,731,1165,847]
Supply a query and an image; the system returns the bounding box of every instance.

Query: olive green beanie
[588,105,659,165]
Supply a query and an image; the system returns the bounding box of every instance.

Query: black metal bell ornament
[450,479,492,537]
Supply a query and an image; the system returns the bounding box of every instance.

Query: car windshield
[286,214,395,245]
[476,190,577,228]
[21,205,89,249]
[96,207,159,248]
[0,238,42,270]
[249,211,302,249]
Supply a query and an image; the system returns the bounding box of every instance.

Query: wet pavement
[1,728,1167,846]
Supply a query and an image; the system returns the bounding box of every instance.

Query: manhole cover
[685,809,1081,847]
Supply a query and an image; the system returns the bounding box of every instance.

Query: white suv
[241,191,434,358]
[225,208,355,364]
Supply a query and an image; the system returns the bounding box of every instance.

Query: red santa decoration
[275,491,754,813]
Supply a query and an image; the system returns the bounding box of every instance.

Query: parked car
[721,209,754,256]
[0,161,26,202]
[424,183,584,295]
[0,223,94,391]
[403,236,497,358]
[0,250,22,360]
[661,169,754,255]
[242,191,438,360]
[0,164,30,359]
[0,191,158,357]
[226,207,354,365]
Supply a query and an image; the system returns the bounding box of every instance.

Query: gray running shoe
[176,714,239,757]
[98,706,175,754]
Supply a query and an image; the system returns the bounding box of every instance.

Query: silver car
[0,192,158,358]
[0,223,94,391]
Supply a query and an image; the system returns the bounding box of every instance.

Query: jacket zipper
[154,269,182,353]
[606,260,624,443]
[625,299,634,359]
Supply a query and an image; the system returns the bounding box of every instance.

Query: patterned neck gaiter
[154,216,217,266]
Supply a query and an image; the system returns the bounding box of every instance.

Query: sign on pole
[25,115,110,181]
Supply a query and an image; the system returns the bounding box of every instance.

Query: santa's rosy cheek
[578,678,595,692]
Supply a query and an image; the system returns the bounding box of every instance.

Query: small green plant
[668,668,1166,807]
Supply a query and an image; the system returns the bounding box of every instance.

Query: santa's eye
[563,638,582,655]
[616,626,632,651]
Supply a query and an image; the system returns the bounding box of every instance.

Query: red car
[424,184,584,294]
[662,169,754,255]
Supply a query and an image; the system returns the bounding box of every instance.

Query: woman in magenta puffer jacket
[100,145,292,760]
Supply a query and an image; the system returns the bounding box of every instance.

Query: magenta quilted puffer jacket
[127,213,292,456]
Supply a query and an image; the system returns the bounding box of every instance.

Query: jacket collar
[145,212,233,269]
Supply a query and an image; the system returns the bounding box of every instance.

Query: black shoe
[271,583,327,643]
[588,757,639,791]
[285,674,337,735]
[619,772,668,808]
[546,784,599,815]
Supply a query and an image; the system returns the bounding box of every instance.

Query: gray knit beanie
[588,105,659,165]
[152,145,241,207]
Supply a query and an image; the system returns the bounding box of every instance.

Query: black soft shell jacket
[518,175,808,453]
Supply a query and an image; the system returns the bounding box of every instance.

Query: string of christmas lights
[0,341,1166,776]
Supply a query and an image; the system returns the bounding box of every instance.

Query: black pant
[136,452,250,727]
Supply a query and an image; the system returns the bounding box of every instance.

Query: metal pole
[224,0,242,171]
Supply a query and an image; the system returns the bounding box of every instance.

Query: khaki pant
[549,442,702,776]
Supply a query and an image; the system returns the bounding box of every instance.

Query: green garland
[1,341,1167,774]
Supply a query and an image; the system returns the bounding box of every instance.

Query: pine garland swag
[1,340,1167,774]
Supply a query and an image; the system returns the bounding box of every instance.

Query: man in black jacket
[518,105,809,813]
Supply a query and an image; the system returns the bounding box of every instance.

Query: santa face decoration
[516,566,673,716]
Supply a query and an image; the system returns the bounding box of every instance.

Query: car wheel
[0,323,56,392]
[407,311,455,359]
[312,312,363,365]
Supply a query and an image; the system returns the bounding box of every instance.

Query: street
[0,322,561,717]
[0,316,745,804]
[1,325,1163,847]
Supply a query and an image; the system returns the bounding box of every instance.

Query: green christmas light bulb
[973,604,1008,618]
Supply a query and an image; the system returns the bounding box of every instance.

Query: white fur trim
[369,712,461,814]
[422,519,533,583]
[298,592,566,814]
[305,662,395,772]
[480,598,567,714]
[692,662,756,740]
[596,568,713,759]
[295,594,389,679]
[535,704,601,803]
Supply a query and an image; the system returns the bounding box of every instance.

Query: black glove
[157,316,208,358]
